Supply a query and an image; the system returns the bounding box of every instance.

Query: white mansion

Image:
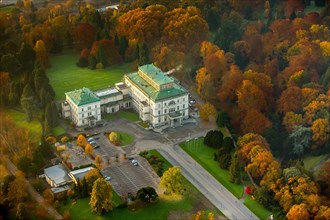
[62,64,189,128]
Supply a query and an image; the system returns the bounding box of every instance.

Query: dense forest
[0,0,329,219]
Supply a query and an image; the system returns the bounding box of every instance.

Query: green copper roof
[65,88,100,106]
[126,72,188,101]
[138,64,174,85]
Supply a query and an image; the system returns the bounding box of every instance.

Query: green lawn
[180,138,243,198]
[244,196,272,220]
[303,154,329,172]
[5,109,42,142]
[103,110,139,122]
[52,126,66,137]
[47,52,134,100]
[117,131,134,146]
[0,6,16,14]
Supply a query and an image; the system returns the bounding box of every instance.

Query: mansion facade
[62,64,189,128]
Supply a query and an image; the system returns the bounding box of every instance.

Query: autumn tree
[162,7,209,52]
[241,109,272,135]
[8,172,28,204]
[84,169,102,193]
[90,39,122,67]
[199,102,217,121]
[0,72,10,105]
[229,153,241,184]
[160,166,185,195]
[34,40,50,69]
[77,134,87,148]
[74,23,96,50]
[109,132,120,145]
[317,161,330,199]
[89,178,113,215]
[311,118,330,148]
[277,86,303,113]
[95,155,103,169]
[85,144,93,156]
[286,203,310,220]
[283,112,304,132]
[237,80,267,113]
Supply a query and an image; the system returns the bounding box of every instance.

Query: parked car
[87,137,95,142]
[131,159,139,166]
[89,140,96,145]
[104,176,111,181]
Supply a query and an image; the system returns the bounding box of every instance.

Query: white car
[131,159,139,166]
[105,176,111,181]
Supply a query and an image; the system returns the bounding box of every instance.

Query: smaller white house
[44,164,72,188]
[68,166,95,184]
[62,87,101,127]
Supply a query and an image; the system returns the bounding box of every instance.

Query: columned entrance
[168,112,183,127]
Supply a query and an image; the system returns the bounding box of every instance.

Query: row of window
[156,104,186,115]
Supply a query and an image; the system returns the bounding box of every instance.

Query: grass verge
[180,137,243,198]
[244,196,272,220]
[47,51,134,100]
[303,154,328,172]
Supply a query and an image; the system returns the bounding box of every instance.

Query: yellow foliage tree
[311,118,330,148]
[199,102,217,121]
[109,132,120,145]
[282,112,304,132]
[319,41,330,57]
[160,166,184,195]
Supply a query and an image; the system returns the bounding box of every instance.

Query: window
[165,109,167,113]
[158,110,160,115]
[158,118,160,123]
[170,108,175,113]
[177,100,179,103]
[82,114,84,117]
[183,98,185,101]
[177,106,179,110]
[183,104,185,108]
[95,105,97,108]
[165,102,167,106]
[88,107,91,110]
[88,112,91,116]
[82,108,84,111]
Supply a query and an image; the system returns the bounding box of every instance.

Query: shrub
[61,136,69,143]
[204,130,223,148]
[45,136,57,145]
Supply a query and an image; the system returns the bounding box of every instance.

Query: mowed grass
[303,154,329,172]
[47,52,134,100]
[5,109,42,142]
[117,131,134,146]
[180,138,243,198]
[103,110,139,122]
[244,196,272,220]
[0,6,16,14]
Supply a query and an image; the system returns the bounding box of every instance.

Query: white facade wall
[124,76,189,127]
[65,95,101,127]
[100,93,123,105]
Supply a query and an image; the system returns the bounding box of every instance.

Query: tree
[74,23,96,50]
[241,109,272,135]
[20,84,39,122]
[0,72,10,105]
[90,39,122,67]
[2,175,15,196]
[8,174,28,204]
[237,80,267,113]
[283,112,304,132]
[317,161,330,199]
[289,125,311,157]
[109,132,120,145]
[160,166,185,195]
[311,118,330,148]
[229,153,241,184]
[286,203,310,220]
[0,53,21,76]
[85,144,93,156]
[277,86,303,113]
[77,134,87,148]
[44,102,58,133]
[89,178,113,215]
[136,187,158,204]
[199,102,217,121]
[16,203,28,220]
[217,148,231,170]
[34,40,50,69]
[17,156,32,175]
[18,42,36,72]
[138,43,150,66]
[204,130,223,149]
[95,155,103,169]
[214,19,242,52]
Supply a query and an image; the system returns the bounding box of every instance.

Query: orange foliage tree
[277,86,303,113]
[240,109,271,134]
